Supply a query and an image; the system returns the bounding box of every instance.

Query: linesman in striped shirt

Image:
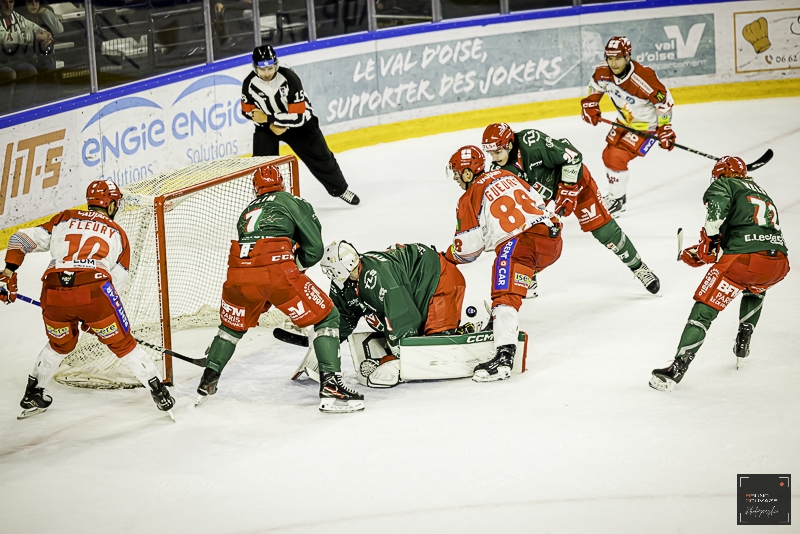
[241,45,360,205]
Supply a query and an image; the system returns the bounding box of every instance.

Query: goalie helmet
[482,123,515,151]
[448,145,486,177]
[605,36,632,58]
[252,45,278,69]
[86,180,123,209]
[253,166,284,196]
[320,240,360,289]
[711,156,747,181]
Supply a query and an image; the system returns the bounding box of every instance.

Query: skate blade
[165,409,176,422]
[319,398,365,413]
[736,357,745,370]
[194,395,208,408]
[472,367,511,383]
[17,407,48,420]
[649,375,675,392]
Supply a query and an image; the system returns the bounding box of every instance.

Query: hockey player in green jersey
[650,156,790,392]
[319,241,467,387]
[196,166,364,413]
[481,122,660,295]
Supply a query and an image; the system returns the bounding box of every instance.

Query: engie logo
[81,75,249,173]
[1,129,65,216]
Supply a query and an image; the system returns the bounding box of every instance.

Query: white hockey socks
[492,305,519,348]
[606,168,630,199]
[121,345,161,387]
[31,344,67,386]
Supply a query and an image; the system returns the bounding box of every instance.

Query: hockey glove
[0,269,17,304]
[657,124,676,151]
[680,229,721,267]
[580,98,601,126]
[554,182,583,217]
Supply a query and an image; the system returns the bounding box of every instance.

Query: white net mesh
[54,157,298,389]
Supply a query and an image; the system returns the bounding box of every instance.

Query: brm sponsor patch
[220,298,246,328]
[46,324,70,339]
[101,282,130,333]
[709,279,742,309]
[494,238,518,291]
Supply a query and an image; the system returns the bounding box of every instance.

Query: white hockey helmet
[321,240,360,288]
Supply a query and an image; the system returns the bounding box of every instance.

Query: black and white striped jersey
[241,66,314,128]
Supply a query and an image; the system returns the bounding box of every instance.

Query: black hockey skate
[473,344,515,382]
[632,262,660,295]
[338,189,361,205]
[649,351,695,392]
[194,368,221,407]
[319,372,365,413]
[734,323,754,359]
[147,377,176,419]
[734,323,754,369]
[18,375,52,420]
[602,194,626,217]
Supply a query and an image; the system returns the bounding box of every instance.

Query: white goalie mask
[321,240,360,289]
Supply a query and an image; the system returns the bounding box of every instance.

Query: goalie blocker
[292,330,528,387]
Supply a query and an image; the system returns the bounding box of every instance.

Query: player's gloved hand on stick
[680,229,721,267]
[0,269,17,304]
[657,124,676,151]
[251,109,269,124]
[554,182,583,217]
[580,98,601,126]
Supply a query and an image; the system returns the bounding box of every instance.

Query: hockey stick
[1,289,207,367]
[273,327,309,347]
[676,228,684,261]
[598,118,773,171]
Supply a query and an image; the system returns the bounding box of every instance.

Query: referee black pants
[252,116,349,197]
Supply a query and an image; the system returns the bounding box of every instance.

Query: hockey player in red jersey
[581,36,676,216]
[196,166,364,413]
[0,181,175,419]
[445,146,563,382]
[649,157,789,392]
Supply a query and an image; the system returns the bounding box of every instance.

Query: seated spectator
[1,0,52,111]
[15,0,60,69]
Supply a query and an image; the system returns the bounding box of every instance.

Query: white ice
[1,98,798,534]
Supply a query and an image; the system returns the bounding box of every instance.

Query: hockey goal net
[54,156,300,389]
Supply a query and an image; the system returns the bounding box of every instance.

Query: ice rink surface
[1,98,798,534]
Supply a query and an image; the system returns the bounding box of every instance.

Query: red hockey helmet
[86,180,123,208]
[711,156,747,181]
[605,36,632,58]
[482,123,515,151]
[253,166,284,196]
[448,145,486,179]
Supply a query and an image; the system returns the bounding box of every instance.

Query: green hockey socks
[674,302,719,358]
[591,220,642,270]
[314,307,342,374]
[206,325,245,373]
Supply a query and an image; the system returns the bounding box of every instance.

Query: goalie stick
[1,289,207,367]
[677,228,684,261]
[598,118,773,171]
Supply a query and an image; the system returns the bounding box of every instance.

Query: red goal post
[55,156,300,389]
